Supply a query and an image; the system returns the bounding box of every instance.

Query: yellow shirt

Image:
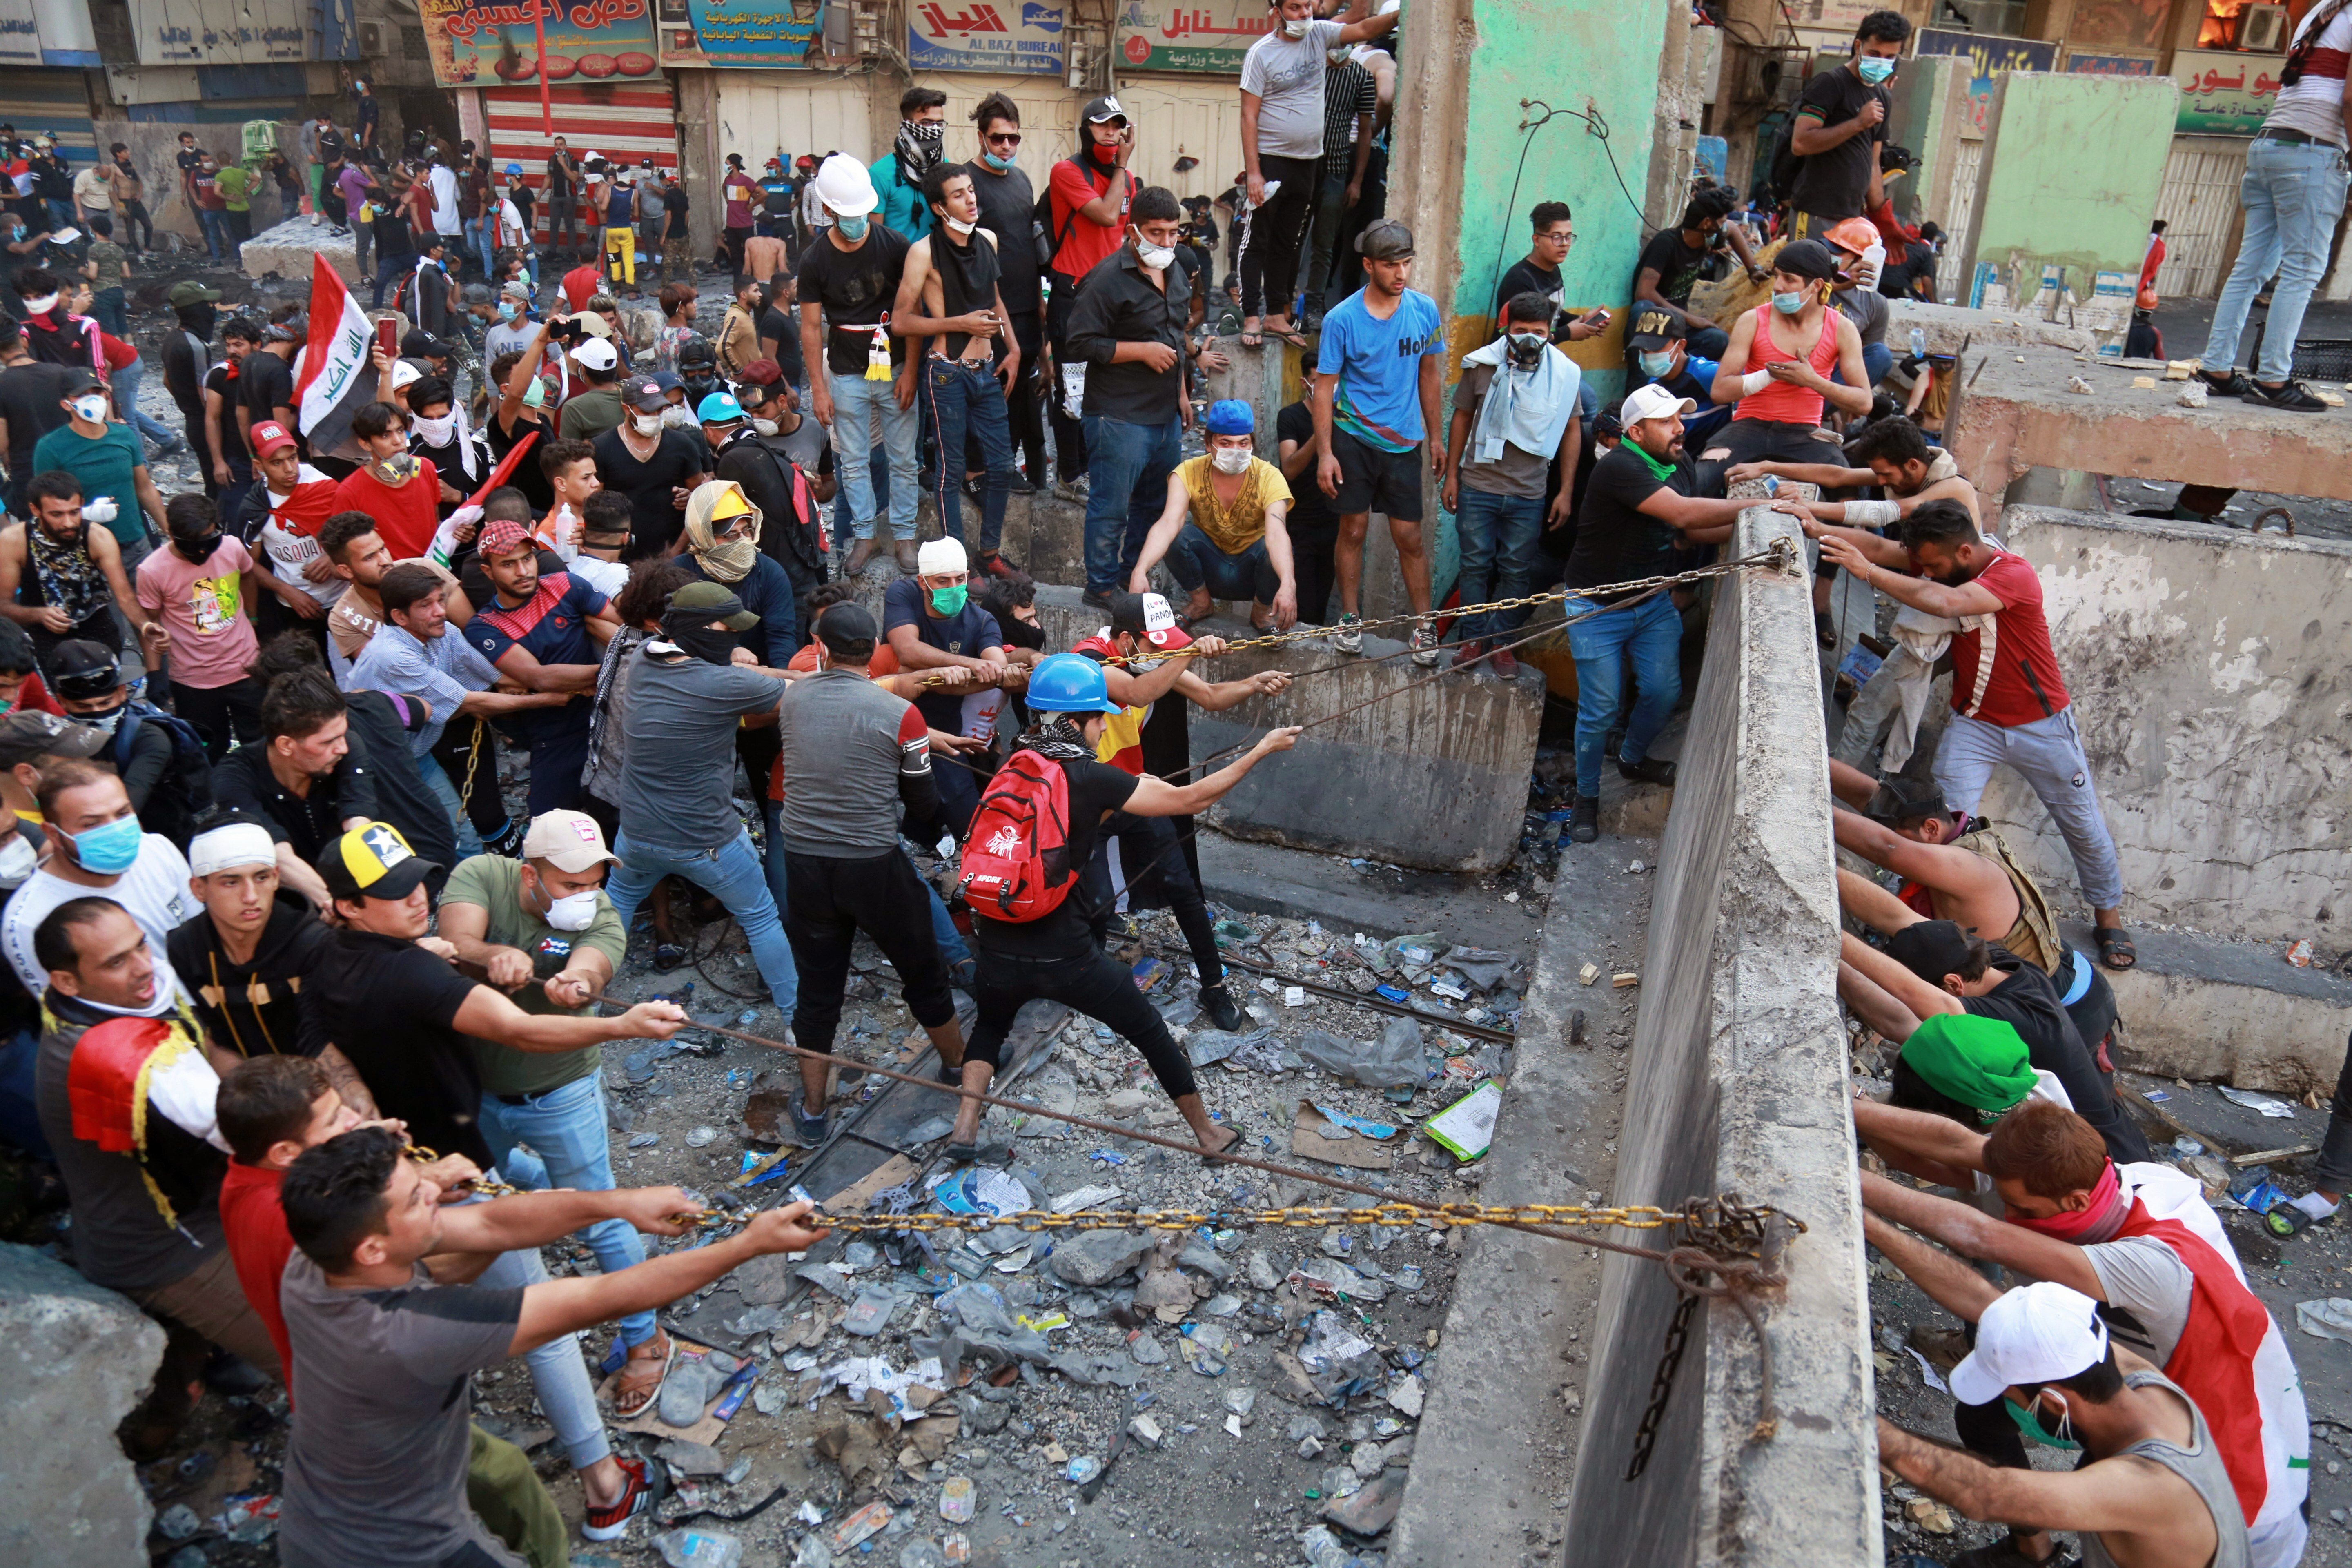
[1176,455,1292,557]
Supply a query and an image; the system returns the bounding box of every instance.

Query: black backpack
[113,700,215,845]
[1032,158,1134,278]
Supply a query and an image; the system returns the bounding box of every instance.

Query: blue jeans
[1565,594,1682,799]
[196,207,228,262]
[109,355,178,450]
[832,443,890,545]
[476,1074,655,1349]
[372,248,411,309]
[2204,136,2352,384]
[606,827,798,1014]
[417,752,486,858]
[466,212,496,279]
[925,358,1014,555]
[829,368,920,541]
[92,287,127,338]
[1451,485,1544,640]
[1082,414,1182,596]
[470,1223,610,1470]
[1165,523,1278,606]
[0,1024,46,1158]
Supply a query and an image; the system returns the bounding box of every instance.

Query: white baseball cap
[916,537,968,577]
[1619,383,1698,426]
[388,359,423,391]
[1946,1281,2111,1406]
[572,336,619,372]
[813,153,878,218]
[522,808,621,873]
[189,820,277,878]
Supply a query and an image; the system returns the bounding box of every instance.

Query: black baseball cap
[1082,95,1128,125]
[1627,306,1687,350]
[814,601,879,658]
[1888,920,1979,987]
[0,709,106,766]
[622,377,668,412]
[1775,238,1845,283]
[46,638,121,702]
[318,820,443,903]
[401,329,452,359]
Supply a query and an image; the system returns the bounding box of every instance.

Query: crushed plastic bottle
[653,1527,744,1568]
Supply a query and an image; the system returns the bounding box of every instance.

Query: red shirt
[1948,550,2070,727]
[16,670,62,717]
[562,264,604,314]
[1047,159,1136,281]
[333,458,443,561]
[218,1159,296,1398]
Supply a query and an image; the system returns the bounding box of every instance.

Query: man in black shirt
[1273,398,1339,623]
[1067,185,1190,608]
[967,92,1046,490]
[1785,10,1909,236]
[943,653,1300,1162]
[1560,384,1804,843]
[0,314,68,517]
[1630,187,1762,362]
[210,668,378,905]
[238,321,298,459]
[797,155,917,575]
[591,380,709,558]
[1492,200,1612,347]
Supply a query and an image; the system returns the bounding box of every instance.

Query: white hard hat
[813,153,878,218]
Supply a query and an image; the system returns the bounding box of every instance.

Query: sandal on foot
[612,1330,674,1419]
[1200,1121,1243,1165]
[2094,926,2137,970]
[944,1139,980,1165]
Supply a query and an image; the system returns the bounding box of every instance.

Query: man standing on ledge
[1818,499,2136,970]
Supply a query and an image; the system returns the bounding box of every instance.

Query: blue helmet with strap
[1026,653,1124,716]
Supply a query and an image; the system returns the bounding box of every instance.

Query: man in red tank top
[1698,240,1871,482]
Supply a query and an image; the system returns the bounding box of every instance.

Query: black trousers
[432,717,517,846]
[1289,526,1339,624]
[1236,154,1320,320]
[1045,273,1087,482]
[120,198,155,252]
[1089,810,1222,987]
[172,675,262,762]
[784,846,958,1057]
[967,943,1197,1101]
[1001,309,1046,484]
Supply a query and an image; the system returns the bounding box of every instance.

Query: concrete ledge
[1562,504,1876,1568]
[1947,342,2352,499]
[1887,298,2100,355]
[2065,919,2352,1095]
[242,213,358,285]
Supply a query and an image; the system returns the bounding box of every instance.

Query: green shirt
[87,240,127,290]
[557,385,624,442]
[31,422,145,546]
[216,165,253,212]
[441,853,626,1097]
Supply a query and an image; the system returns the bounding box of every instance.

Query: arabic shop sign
[416,0,661,89]
[128,0,311,65]
[659,0,826,67]
[911,0,1065,73]
[1115,0,1272,73]
[1912,28,2058,136]
[2172,47,2281,136]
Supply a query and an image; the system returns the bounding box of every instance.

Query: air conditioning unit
[2237,4,2289,53]
[358,20,383,56]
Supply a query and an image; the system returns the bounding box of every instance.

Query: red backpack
[958,749,1076,922]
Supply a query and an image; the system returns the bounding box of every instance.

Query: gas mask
[1506,332,1547,367]
[372,451,421,486]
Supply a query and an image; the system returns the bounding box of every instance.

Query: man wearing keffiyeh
[870,87,947,241]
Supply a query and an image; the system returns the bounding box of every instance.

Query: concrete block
[2065,920,2352,1095]
[1563,504,1876,1568]
[1978,508,2352,943]
[242,213,359,286]
[1947,343,2352,501]
[0,1242,165,1567]
[1885,298,2099,356]
[1032,587,1542,871]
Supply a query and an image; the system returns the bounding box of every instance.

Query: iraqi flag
[294,254,378,458]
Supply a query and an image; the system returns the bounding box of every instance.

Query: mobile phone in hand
[376,318,398,356]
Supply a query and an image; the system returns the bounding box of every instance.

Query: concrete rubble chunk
[1385,1374,1425,1418]
[1321,1468,1408,1537]
[656,1438,727,1475]
[0,1241,166,1566]
[659,1355,720,1428]
[1046,1228,1153,1287]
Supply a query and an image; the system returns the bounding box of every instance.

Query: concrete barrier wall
[1563,506,1878,1568]
[1984,508,2352,943]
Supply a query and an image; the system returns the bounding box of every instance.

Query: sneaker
[1009,472,1040,495]
[978,550,1033,585]
[1052,475,1089,503]
[1618,755,1677,786]
[788,1088,829,1148]
[1451,639,1486,669]
[581,1456,653,1541]
[1409,625,1439,667]
[947,957,978,992]
[893,539,920,574]
[2196,367,2252,397]
[1332,612,1363,655]
[1081,588,1115,612]
[652,942,686,971]
[1568,797,1599,844]
[2250,379,2330,412]
[844,537,876,574]
[1199,982,1247,1032]
[1490,646,1519,679]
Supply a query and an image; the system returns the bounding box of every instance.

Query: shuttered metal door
[486,81,680,244]
[2152,136,2251,300]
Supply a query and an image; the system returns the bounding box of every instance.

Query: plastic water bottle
[1910,327,1928,359]
[653,1529,742,1568]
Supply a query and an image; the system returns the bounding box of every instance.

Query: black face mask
[665,623,739,666]
[178,302,218,342]
[170,532,222,564]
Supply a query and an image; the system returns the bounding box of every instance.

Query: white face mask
[22,292,57,315]
[0,831,35,888]
[542,887,601,932]
[944,214,976,238]
[1211,445,1252,474]
[71,394,107,423]
[1134,232,1176,270]
[630,412,663,437]
[751,417,779,437]
[413,412,456,443]
[660,404,694,429]
[1283,16,1311,37]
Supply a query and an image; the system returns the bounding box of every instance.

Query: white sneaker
[1409,624,1439,667]
[1332,612,1362,655]
[309,213,321,226]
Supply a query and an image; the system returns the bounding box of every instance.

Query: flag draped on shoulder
[295,254,376,452]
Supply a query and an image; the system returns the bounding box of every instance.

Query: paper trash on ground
[1423,1080,1504,1161]
[2296,1298,2352,1343]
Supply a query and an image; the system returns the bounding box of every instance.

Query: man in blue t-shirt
[461,520,619,813]
[1627,306,1728,448]
[882,537,1007,835]
[1311,220,1444,664]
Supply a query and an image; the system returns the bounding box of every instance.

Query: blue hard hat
[1026,653,1124,717]
[697,389,745,424]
